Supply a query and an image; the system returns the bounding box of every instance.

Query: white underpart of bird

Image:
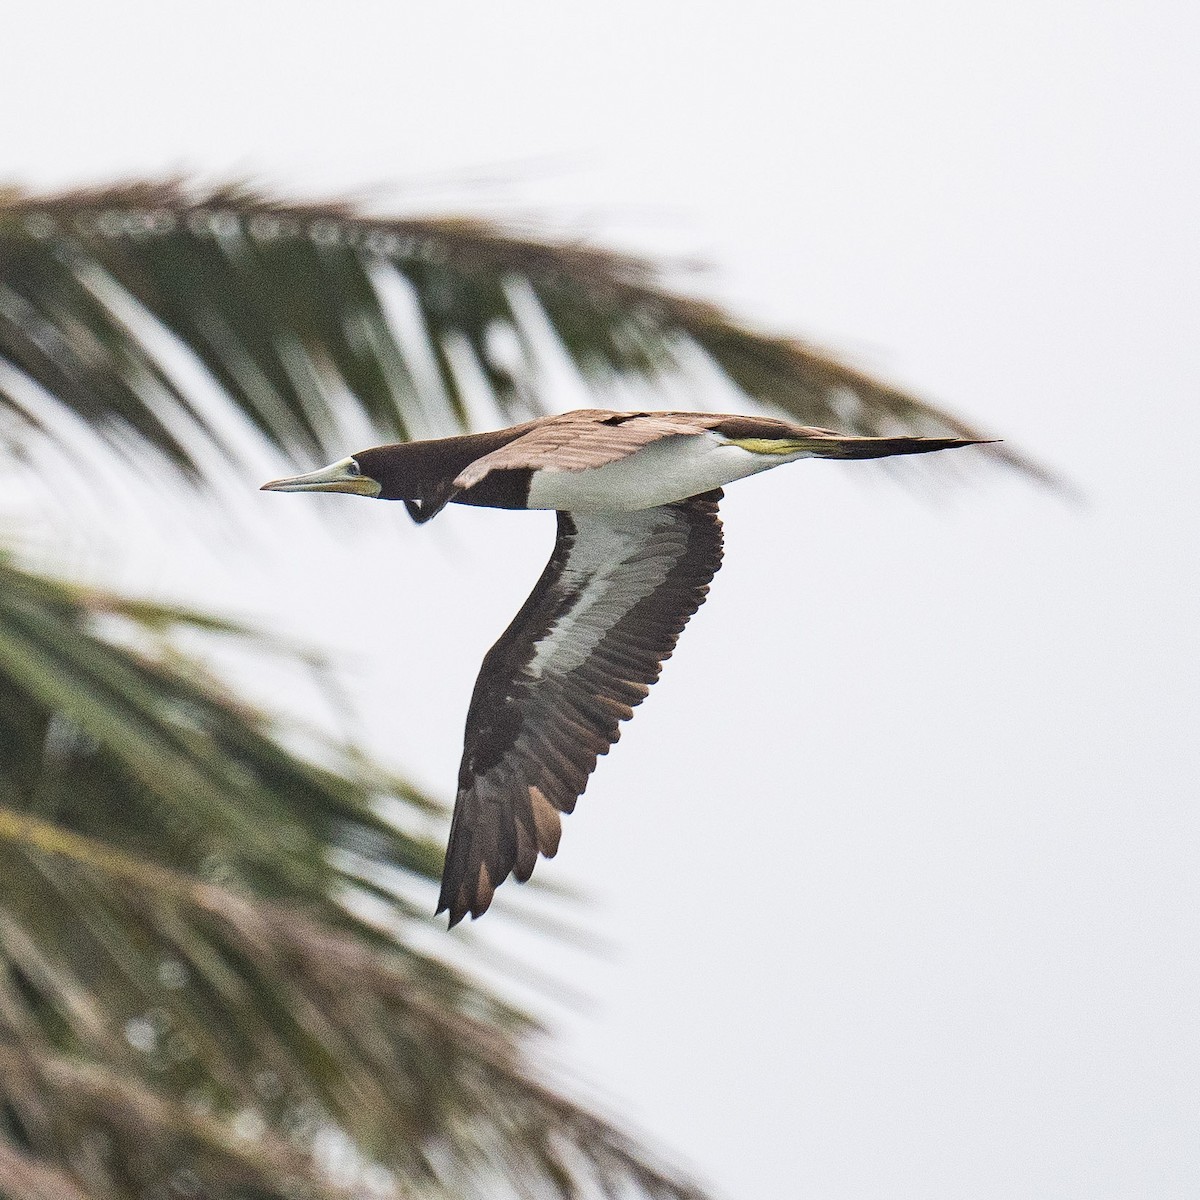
[524,432,810,512]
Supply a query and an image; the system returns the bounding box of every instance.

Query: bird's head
[260,455,383,498]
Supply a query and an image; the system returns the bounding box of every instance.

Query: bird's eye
[347,460,361,476]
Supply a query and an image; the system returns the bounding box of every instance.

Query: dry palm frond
[0,559,708,1200]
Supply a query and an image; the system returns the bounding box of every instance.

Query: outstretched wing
[438,491,724,925]
[415,410,719,521]
[410,409,992,522]
[454,410,715,482]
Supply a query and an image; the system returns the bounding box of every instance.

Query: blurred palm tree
[0,180,1033,1199]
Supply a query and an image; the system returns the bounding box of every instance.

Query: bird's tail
[727,434,997,460]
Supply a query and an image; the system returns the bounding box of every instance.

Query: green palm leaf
[0,179,1045,484]
[0,178,1036,1197]
[0,559,706,1199]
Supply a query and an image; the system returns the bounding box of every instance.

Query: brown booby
[262,408,987,925]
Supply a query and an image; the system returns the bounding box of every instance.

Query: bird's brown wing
[438,490,724,925]
[412,410,989,521]
[415,410,720,521]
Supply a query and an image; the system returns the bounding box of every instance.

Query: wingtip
[438,892,491,928]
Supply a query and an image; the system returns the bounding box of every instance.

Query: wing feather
[437,491,724,925]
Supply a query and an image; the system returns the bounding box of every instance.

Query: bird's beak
[260,457,381,497]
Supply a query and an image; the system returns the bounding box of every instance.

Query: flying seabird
[262,408,987,925]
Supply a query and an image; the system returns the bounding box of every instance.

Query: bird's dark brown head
[259,441,456,506]
[353,429,531,504]
[350,443,418,501]
[261,427,527,506]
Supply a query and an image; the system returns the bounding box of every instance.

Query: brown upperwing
[456,410,723,480]
[411,410,719,521]
[451,408,983,482]
[437,489,724,925]
[418,410,986,520]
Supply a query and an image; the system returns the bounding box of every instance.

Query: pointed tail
[727,433,997,460]
[802,433,997,460]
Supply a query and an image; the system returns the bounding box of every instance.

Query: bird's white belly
[524,433,809,512]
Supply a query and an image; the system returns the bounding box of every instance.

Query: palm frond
[0,179,1046,485]
[0,1040,364,1200]
[0,557,709,1200]
[0,1133,92,1200]
[0,174,1040,1198]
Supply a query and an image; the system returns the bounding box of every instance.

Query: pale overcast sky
[5,3,1199,1198]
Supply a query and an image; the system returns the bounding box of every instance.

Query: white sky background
[5,2,1200,1198]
